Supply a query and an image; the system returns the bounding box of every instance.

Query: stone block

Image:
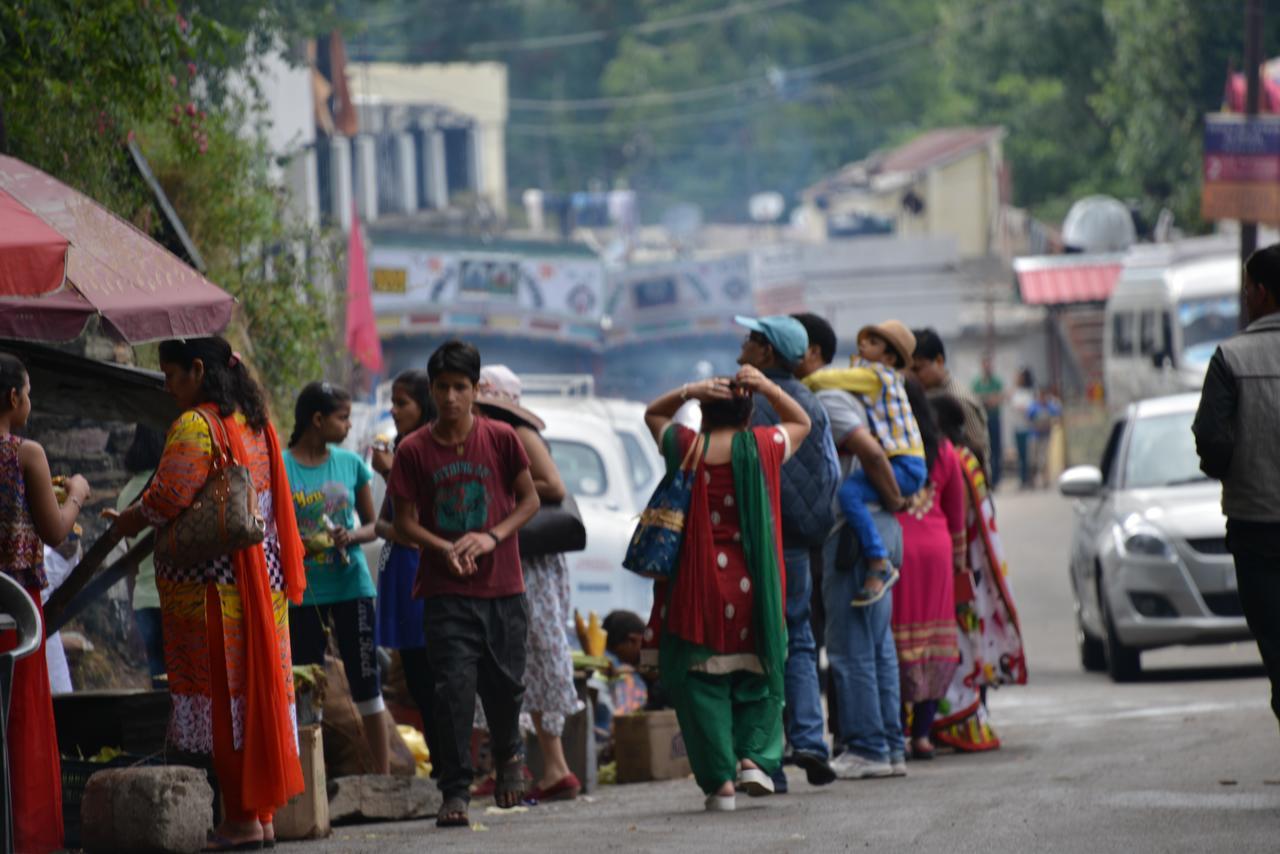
[81,766,213,853]
[327,775,440,824]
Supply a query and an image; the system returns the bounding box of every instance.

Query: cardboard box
[614,709,691,783]
[274,725,330,840]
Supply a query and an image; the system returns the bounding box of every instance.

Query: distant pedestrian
[910,328,991,475]
[110,337,306,849]
[792,316,911,780]
[285,381,389,773]
[0,351,91,854]
[1026,387,1062,489]
[1193,244,1280,729]
[372,370,438,769]
[388,340,540,827]
[972,357,1005,487]
[1009,368,1036,489]
[641,365,808,810]
[735,315,839,789]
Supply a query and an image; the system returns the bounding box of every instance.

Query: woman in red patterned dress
[641,365,809,812]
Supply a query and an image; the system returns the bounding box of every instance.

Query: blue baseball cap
[735,315,809,364]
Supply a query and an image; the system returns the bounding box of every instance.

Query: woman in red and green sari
[929,395,1028,752]
[641,366,810,812]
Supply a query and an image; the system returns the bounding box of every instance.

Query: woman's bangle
[68,496,83,510]
[680,383,690,401]
[486,530,502,547]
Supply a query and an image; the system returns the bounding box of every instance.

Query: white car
[531,405,653,625]
[1058,393,1251,681]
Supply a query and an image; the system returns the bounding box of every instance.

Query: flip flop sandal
[436,796,470,828]
[494,757,529,809]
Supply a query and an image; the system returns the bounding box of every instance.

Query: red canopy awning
[1014,254,1125,305]
[0,154,234,343]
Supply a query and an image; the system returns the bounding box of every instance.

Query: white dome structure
[1062,195,1137,253]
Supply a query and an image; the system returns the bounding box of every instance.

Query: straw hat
[476,364,546,431]
[857,320,916,368]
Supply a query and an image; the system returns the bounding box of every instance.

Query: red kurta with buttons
[644,424,787,657]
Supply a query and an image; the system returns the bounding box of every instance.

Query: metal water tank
[1062,195,1136,253]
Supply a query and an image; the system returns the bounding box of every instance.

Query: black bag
[518,491,587,558]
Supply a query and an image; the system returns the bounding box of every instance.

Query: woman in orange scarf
[111,337,306,850]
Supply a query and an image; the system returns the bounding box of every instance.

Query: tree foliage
[0,0,343,415]
[362,0,1275,232]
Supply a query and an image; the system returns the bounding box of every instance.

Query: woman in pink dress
[892,384,964,759]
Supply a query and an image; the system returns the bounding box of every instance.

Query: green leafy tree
[0,0,345,414]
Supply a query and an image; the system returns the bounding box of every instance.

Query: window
[547,440,608,497]
[1123,411,1205,489]
[1139,311,1157,356]
[1112,313,1134,355]
[617,431,655,493]
[1178,296,1239,368]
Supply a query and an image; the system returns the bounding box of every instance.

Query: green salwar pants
[669,669,784,795]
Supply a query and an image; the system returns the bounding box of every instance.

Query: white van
[1104,242,1239,411]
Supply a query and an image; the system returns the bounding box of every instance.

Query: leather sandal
[436,795,470,828]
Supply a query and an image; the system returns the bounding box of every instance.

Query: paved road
[300,490,1278,853]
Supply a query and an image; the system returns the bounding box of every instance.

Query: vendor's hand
[370,447,393,477]
[454,531,496,562]
[332,527,353,550]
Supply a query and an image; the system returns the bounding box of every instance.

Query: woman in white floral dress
[475,366,582,801]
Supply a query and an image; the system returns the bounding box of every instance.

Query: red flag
[345,209,383,374]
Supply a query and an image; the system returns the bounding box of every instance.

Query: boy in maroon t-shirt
[388,341,540,827]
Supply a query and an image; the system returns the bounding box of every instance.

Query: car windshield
[547,439,608,497]
[1123,411,1207,489]
[1179,296,1238,368]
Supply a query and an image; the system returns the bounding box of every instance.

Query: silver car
[1058,393,1251,682]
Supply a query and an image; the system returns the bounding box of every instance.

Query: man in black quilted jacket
[735,314,840,789]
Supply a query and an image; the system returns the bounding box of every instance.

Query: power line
[506,0,1019,111]
[469,0,805,53]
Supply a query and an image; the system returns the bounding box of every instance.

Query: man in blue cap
[735,315,840,789]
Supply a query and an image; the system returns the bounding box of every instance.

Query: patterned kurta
[141,410,295,754]
[0,434,45,590]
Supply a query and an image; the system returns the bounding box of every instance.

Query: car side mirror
[1058,465,1104,498]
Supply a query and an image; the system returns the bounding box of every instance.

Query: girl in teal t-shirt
[284,381,389,773]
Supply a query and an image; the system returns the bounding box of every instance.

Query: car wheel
[1101,585,1141,682]
[1077,609,1107,673]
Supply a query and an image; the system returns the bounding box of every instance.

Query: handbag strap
[191,407,233,469]
[679,432,710,473]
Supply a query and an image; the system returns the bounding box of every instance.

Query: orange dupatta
[214,408,307,812]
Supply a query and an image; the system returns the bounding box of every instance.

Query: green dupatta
[658,427,788,711]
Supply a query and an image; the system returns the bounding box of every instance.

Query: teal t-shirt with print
[284,445,376,605]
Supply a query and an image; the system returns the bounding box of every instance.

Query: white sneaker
[705,793,736,811]
[831,752,893,780]
[736,767,775,797]
[890,758,908,777]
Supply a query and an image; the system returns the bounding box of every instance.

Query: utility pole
[1241,0,1264,328]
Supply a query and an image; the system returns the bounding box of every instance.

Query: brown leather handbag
[155,408,266,569]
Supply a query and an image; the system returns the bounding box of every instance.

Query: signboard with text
[1202,113,1280,224]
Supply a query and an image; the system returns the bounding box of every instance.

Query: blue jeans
[781,546,828,758]
[838,455,926,562]
[822,515,905,762]
[134,607,166,689]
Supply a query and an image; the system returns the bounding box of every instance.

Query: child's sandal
[851,566,900,608]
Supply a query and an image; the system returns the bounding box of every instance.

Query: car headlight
[1115,515,1174,560]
